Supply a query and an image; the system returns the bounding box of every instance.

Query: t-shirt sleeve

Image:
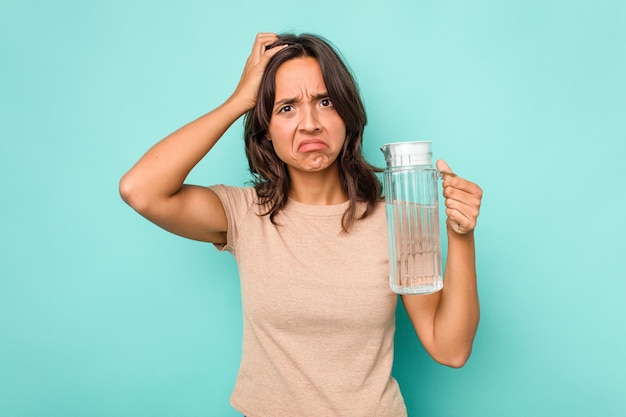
[208,184,257,255]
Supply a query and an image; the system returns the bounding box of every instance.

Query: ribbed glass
[382,144,443,294]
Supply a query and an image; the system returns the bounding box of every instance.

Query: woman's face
[267,57,346,175]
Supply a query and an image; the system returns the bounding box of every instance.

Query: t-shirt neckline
[285,197,350,216]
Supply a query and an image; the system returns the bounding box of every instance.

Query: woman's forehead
[274,57,327,97]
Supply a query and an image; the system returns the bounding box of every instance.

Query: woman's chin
[297,155,332,171]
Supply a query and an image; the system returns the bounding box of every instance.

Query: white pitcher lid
[381,141,432,167]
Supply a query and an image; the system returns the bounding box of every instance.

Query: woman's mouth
[297,138,327,153]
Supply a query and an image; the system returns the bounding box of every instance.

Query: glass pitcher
[381,141,443,294]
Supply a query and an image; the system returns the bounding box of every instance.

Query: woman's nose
[298,106,321,132]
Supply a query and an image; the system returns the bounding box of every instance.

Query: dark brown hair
[244,33,382,232]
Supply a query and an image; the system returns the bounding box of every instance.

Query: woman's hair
[244,33,382,232]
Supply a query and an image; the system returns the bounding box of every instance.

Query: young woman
[120,32,482,417]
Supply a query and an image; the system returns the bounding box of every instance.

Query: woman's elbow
[119,173,148,213]
[432,347,473,369]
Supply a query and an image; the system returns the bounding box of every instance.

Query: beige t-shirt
[211,185,407,417]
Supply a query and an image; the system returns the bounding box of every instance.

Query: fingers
[436,159,452,174]
[442,173,482,195]
[439,165,483,235]
[252,32,284,60]
[232,33,286,109]
[254,33,276,54]
[245,32,288,75]
[443,190,481,234]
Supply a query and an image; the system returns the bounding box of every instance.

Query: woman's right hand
[231,32,287,111]
[120,34,287,243]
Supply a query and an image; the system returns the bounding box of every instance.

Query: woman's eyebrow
[311,91,330,100]
[273,97,298,108]
[273,92,330,108]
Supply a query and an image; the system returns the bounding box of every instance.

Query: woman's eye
[320,98,333,107]
[279,105,293,113]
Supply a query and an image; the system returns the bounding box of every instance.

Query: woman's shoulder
[210,184,255,196]
[209,184,259,211]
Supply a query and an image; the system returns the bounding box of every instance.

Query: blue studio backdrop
[1,1,625,416]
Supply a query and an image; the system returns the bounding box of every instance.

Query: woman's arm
[401,160,483,368]
[119,33,284,243]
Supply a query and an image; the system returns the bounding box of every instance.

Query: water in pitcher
[386,201,443,294]
[381,141,443,294]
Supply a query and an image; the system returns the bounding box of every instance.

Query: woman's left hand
[437,160,483,236]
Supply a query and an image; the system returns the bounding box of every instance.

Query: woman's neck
[287,166,347,205]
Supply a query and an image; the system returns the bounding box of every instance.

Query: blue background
[2,0,625,416]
